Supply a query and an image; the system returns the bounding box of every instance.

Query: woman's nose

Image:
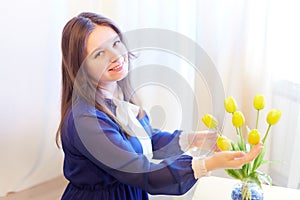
[110,53,124,63]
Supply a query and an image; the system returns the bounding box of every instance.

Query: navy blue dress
[61,98,197,200]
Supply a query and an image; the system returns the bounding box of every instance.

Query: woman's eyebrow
[90,36,121,55]
[90,46,104,55]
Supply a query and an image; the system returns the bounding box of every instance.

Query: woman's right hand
[204,143,263,171]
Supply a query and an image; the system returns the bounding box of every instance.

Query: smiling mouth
[108,63,123,72]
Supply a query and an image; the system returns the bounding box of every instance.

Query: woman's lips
[108,63,123,72]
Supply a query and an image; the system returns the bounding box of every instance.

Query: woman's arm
[138,114,186,159]
[139,114,218,159]
[67,110,197,195]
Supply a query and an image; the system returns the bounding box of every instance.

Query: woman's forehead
[86,25,118,54]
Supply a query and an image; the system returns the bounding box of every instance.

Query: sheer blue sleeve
[138,114,185,159]
[64,102,197,195]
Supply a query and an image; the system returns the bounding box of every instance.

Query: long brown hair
[56,12,141,147]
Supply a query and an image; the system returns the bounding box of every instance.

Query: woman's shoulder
[70,97,109,119]
[62,98,120,137]
[63,98,117,132]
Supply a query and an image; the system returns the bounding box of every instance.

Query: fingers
[233,143,263,165]
[251,143,263,154]
[231,151,246,159]
[245,143,263,161]
[207,143,264,170]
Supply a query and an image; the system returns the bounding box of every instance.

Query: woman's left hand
[204,143,263,171]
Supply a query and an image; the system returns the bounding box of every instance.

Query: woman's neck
[97,82,122,100]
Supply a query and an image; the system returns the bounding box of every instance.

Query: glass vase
[231,181,264,200]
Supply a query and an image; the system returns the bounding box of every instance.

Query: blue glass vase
[231,182,264,200]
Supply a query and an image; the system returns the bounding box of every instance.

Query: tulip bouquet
[202,95,281,200]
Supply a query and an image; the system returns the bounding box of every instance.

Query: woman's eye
[95,51,104,58]
[113,40,121,47]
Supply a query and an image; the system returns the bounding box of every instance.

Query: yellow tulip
[224,97,237,113]
[248,129,261,145]
[202,114,218,129]
[217,136,231,151]
[232,111,245,127]
[266,109,282,125]
[253,94,265,110]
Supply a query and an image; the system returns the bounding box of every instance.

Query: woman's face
[85,25,128,88]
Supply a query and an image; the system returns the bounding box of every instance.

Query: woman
[56,12,262,200]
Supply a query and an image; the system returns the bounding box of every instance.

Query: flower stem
[256,110,260,129]
[236,127,239,135]
[216,127,223,136]
[240,127,246,151]
[242,182,252,200]
[262,124,272,144]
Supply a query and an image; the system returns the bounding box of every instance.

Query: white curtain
[1,0,299,198]
[266,0,300,189]
[0,0,67,196]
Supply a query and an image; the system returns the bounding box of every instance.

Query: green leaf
[245,163,252,176]
[237,135,244,151]
[257,171,272,186]
[252,145,266,172]
[261,159,282,165]
[240,166,247,178]
[242,164,248,177]
[231,141,239,151]
[247,172,262,188]
[248,161,253,175]
[225,169,244,180]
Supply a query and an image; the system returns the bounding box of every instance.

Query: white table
[192,176,300,200]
